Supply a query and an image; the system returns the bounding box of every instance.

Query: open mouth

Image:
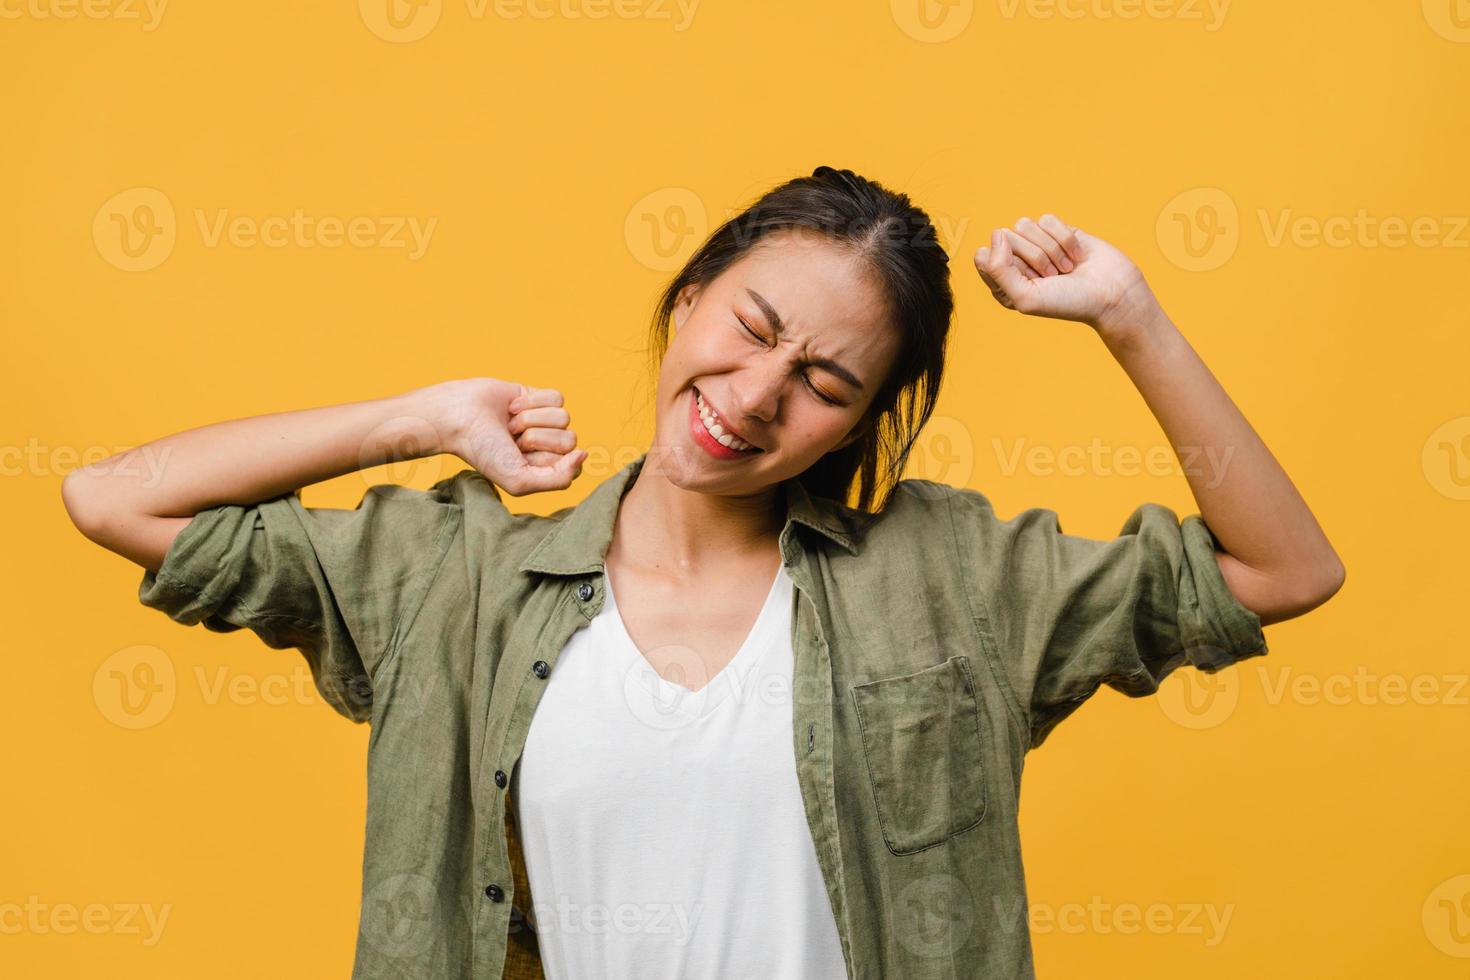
[691,385,764,457]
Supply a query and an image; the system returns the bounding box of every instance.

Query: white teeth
[696,391,756,452]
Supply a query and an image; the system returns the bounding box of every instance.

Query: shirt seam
[368,502,464,688]
[941,485,1032,741]
[149,567,321,632]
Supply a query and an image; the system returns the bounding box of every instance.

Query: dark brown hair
[647,165,955,515]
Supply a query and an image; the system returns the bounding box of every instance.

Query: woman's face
[650,230,903,494]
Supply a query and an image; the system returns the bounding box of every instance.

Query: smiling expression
[651,229,903,492]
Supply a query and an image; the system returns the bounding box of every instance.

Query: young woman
[63,166,1344,980]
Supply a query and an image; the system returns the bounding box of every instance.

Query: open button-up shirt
[138,451,1268,979]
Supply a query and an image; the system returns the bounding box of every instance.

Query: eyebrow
[744,288,867,393]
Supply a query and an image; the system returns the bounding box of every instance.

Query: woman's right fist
[427,378,587,496]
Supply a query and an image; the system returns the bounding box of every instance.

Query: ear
[672,283,702,333]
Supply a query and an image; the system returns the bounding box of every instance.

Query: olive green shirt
[137,451,1267,979]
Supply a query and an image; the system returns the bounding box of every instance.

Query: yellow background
[4,0,1467,976]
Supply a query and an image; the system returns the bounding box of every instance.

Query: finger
[975,246,1037,289]
[1016,216,1073,273]
[515,426,577,454]
[507,405,570,435]
[522,450,565,468]
[527,449,587,488]
[508,386,565,414]
[973,249,1018,308]
[503,449,587,495]
[978,230,1036,310]
[1037,213,1083,265]
[1003,227,1059,277]
[974,248,999,290]
[976,255,1011,308]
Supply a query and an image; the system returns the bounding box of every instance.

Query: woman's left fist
[974,215,1158,336]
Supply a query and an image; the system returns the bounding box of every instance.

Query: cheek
[788,405,858,446]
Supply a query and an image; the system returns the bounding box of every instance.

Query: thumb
[561,448,588,477]
[537,448,587,488]
[984,230,1035,306]
[503,451,584,495]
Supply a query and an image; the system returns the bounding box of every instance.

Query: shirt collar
[516,450,860,576]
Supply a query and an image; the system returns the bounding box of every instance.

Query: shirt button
[494,769,507,788]
[484,883,504,902]
[532,660,550,679]
[577,582,594,601]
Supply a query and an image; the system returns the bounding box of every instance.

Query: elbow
[62,466,114,544]
[62,468,96,537]
[1293,554,1346,613]
[1248,554,1345,626]
[1321,554,1346,602]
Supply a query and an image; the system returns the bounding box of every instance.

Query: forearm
[1099,305,1345,616]
[62,384,460,561]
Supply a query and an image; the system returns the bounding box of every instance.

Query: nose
[728,357,785,425]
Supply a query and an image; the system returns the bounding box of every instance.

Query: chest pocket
[850,655,988,856]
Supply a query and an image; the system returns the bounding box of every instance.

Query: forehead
[719,231,894,341]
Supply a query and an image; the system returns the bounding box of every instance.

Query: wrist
[1095,304,1175,364]
[389,382,471,459]
[1094,289,1169,351]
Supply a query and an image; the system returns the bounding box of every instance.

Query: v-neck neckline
[602,560,789,720]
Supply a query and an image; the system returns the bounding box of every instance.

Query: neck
[611,451,785,582]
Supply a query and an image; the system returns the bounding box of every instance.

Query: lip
[689,385,764,459]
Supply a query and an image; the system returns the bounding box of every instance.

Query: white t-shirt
[514,561,848,980]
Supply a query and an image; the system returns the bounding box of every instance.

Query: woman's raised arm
[974,214,1346,627]
[61,377,587,572]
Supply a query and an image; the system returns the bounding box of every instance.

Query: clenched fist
[430,378,587,496]
[974,215,1161,338]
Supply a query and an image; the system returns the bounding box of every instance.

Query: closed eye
[737,316,841,406]
[737,316,766,346]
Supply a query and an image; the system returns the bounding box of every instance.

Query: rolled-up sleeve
[950,488,1268,750]
[137,481,462,723]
